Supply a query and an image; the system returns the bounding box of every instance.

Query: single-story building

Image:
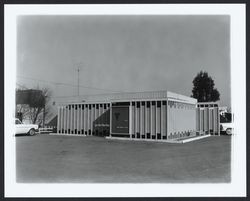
[57,90,220,140]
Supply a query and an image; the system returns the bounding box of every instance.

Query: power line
[16,83,28,89]
[17,75,123,93]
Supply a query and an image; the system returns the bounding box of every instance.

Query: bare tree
[16,87,52,125]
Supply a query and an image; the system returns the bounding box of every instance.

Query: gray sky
[17,15,231,107]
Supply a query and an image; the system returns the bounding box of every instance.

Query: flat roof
[62,90,197,105]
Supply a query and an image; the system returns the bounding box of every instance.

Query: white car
[220,122,234,135]
[15,118,39,136]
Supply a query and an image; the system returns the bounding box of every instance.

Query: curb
[49,133,87,137]
[105,134,211,144]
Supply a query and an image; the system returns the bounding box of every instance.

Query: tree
[16,87,53,125]
[191,71,220,102]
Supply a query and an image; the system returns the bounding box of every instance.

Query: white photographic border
[4,4,246,197]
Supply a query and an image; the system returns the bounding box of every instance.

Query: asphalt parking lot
[16,134,231,183]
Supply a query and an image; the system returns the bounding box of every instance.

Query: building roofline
[57,90,197,106]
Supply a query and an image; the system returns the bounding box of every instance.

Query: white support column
[141,101,145,137]
[100,104,103,135]
[94,104,97,135]
[217,107,220,136]
[84,104,86,134]
[66,106,69,134]
[155,102,158,139]
[91,104,95,135]
[107,103,110,134]
[75,105,78,134]
[145,102,148,137]
[161,101,167,139]
[139,102,143,138]
[63,107,67,133]
[150,101,153,139]
[135,102,139,138]
[59,107,62,133]
[104,104,108,135]
[110,103,112,137]
[82,105,85,134]
[214,108,216,135]
[152,102,156,138]
[85,104,88,135]
[70,105,72,134]
[207,107,209,134]
[79,105,82,134]
[143,102,146,137]
[129,102,133,138]
[160,101,164,139]
[82,104,85,134]
[74,105,77,134]
[68,105,71,134]
[166,100,169,139]
[60,107,63,133]
[199,108,202,135]
[77,105,80,134]
[156,102,160,139]
[57,107,60,133]
[72,105,74,134]
[86,104,89,135]
[88,104,91,135]
[71,105,74,134]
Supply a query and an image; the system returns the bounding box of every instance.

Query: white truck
[15,118,39,136]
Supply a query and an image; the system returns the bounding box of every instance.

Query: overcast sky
[17,15,231,107]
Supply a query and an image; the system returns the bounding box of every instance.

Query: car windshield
[15,119,22,124]
[220,112,232,123]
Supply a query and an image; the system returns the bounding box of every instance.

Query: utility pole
[76,62,82,97]
[77,67,80,96]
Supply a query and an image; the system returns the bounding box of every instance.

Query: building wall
[57,95,201,140]
[168,101,196,139]
[196,103,220,135]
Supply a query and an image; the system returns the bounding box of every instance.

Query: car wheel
[28,128,36,136]
[226,128,232,135]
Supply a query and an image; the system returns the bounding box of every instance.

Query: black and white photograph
[4,4,246,197]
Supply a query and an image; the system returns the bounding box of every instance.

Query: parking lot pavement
[16,134,231,183]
